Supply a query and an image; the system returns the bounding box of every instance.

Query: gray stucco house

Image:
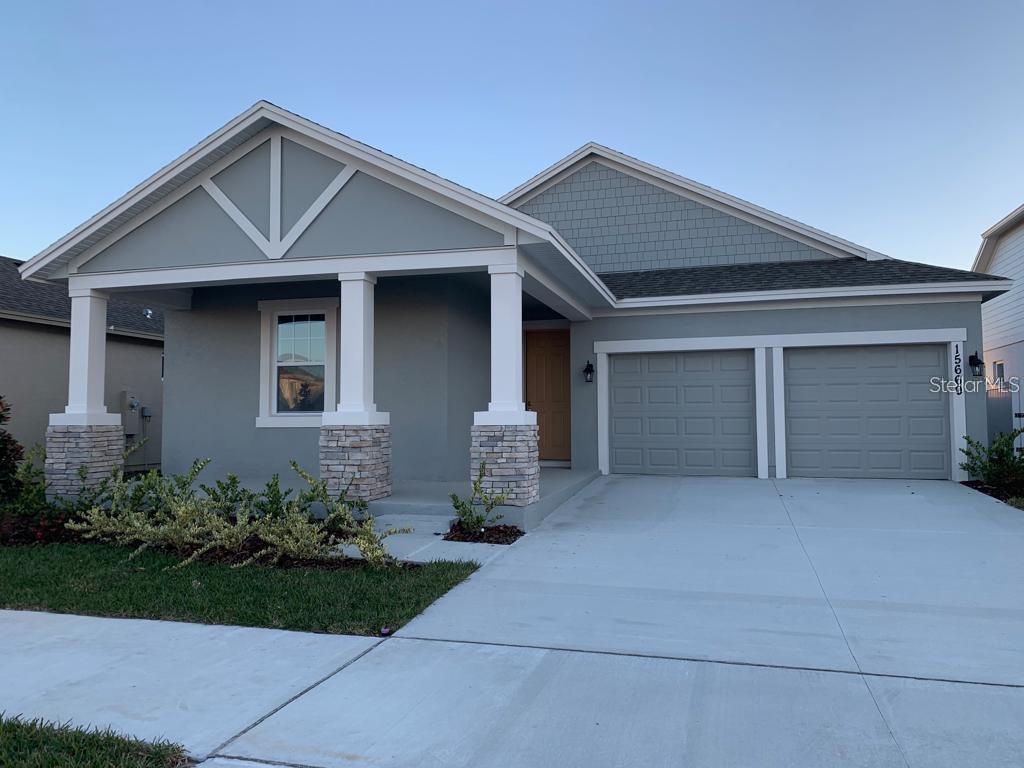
[17,102,1009,506]
[0,256,163,472]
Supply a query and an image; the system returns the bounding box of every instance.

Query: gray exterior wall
[518,161,834,273]
[0,319,163,469]
[161,275,489,484]
[569,300,987,476]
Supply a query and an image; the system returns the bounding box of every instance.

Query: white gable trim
[972,202,1024,273]
[20,102,613,306]
[500,142,888,262]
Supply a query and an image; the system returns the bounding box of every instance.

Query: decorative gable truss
[202,133,356,260]
[66,125,507,275]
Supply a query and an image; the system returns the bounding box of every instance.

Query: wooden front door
[525,329,571,461]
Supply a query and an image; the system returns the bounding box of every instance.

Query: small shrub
[450,462,506,533]
[67,459,405,568]
[0,395,25,503]
[0,447,72,544]
[960,428,1024,492]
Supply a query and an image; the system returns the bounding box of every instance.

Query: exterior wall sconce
[583,360,595,383]
[968,351,985,377]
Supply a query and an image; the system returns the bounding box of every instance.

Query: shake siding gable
[519,161,834,273]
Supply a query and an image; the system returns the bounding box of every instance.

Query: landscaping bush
[0,448,75,545]
[959,427,1024,493]
[66,459,405,568]
[0,395,25,502]
[450,462,506,533]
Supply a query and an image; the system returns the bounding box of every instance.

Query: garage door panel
[682,353,713,373]
[611,416,642,437]
[721,417,753,436]
[785,344,950,480]
[720,384,753,403]
[647,355,679,374]
[612,356,642,375]
[909,416,945,436]
[719,351,752,371]
[647,386,678,404]
[610,350,756,476]
[612,385,642,405]
[648,417,679,436]
[683,417,714,436]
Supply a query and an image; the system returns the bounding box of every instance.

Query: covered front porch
[20,102,611,512]
[42,254,594,514]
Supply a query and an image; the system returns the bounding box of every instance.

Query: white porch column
[50,288,119,426]
[323,272,389,426]
[319,272,391,502]
[45,287,123,500]
[470,264,539,507]
[474,264,536,426]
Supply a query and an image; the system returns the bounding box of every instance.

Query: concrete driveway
[4,477,1022,767]
[219,476,1024,768]
[404,475,1024,684]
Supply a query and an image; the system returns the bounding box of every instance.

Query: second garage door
[609,350,756,476]
[785,344,950,479]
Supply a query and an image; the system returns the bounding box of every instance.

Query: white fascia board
[593,328,968,355]
[501,142,888,261]
[972,208,1024,272]
[20,101,604,305]
[65,247,518,291]
[594,292,985,318]
[610,280,1011,310]
[19,102,271,280]
[972,239,995,273]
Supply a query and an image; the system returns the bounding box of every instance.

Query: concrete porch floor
[369,466,600,530]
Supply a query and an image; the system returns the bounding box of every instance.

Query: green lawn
[0,543,476,635]
[0,717,188,768]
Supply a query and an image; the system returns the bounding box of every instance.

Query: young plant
[450,462,506,532]
[960,427,1024,491]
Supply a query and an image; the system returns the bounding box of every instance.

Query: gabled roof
[599,258,1008,301]
[0,256,163,337]
[972,201,1024,273]
[500,142,889,262]
[18,101,603,301]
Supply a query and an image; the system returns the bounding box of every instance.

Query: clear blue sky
[2,0,1021,269]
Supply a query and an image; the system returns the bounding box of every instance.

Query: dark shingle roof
[598,258,1008,300]
[0,256,163,336]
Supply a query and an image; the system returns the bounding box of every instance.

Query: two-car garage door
[608,344,951,480]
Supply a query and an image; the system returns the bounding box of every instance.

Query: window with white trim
[993,360,1006,384]
[257,298,338,427]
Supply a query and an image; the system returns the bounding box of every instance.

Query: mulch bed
[0,509,77,545]
[443,521,524,545]
[961,480,1023,503]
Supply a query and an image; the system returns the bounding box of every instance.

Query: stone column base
[470,424,540,507]
[45,424,125,500]
[319,425,392,502]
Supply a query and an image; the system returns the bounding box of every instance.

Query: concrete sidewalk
[0,610,379,760]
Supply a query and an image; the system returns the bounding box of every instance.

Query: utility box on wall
[120,390,141,437]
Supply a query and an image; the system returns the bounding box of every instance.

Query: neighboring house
[0,256,163,471]
[972,203,1024,443]
[15,102,1009,505]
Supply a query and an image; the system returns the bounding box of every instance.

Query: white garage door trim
[594,328,968,480]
